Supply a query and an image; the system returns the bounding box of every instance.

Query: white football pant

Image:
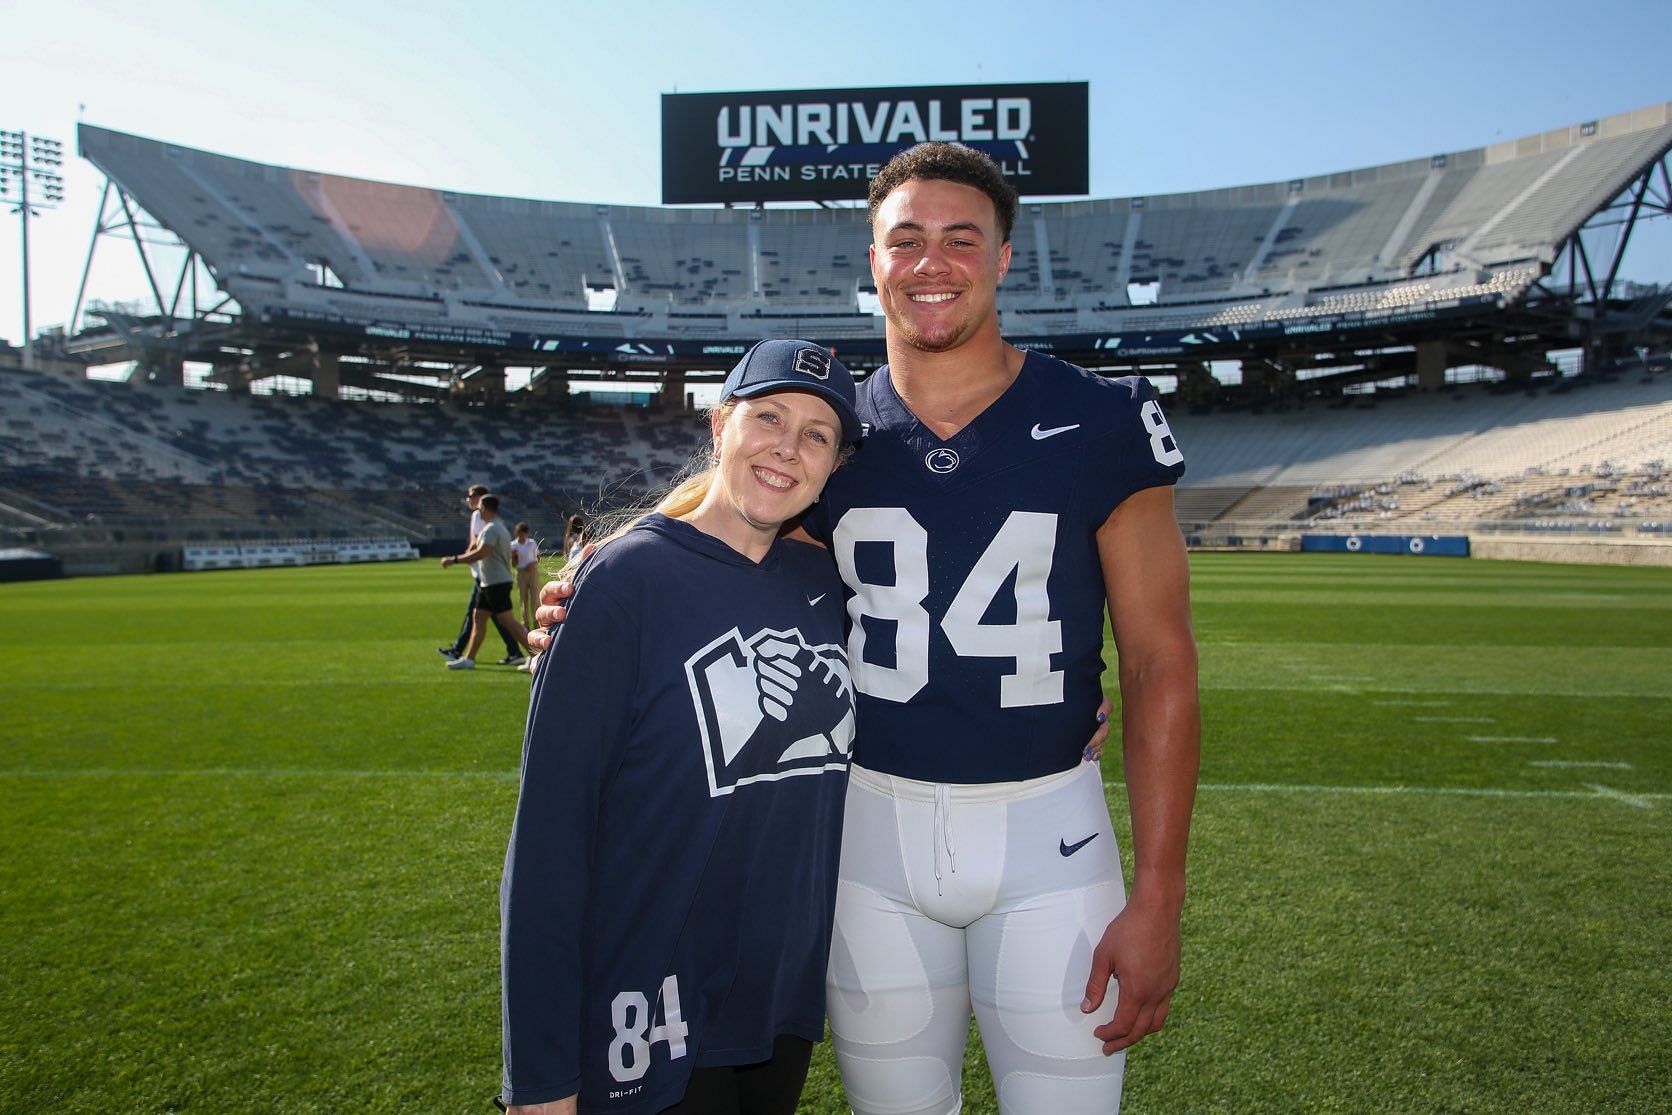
[828,760,1127,1115]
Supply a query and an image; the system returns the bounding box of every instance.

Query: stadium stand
[72,103,1671,359]
[1179,374,1670,486]
[0,363,704,543]
[13,104,1668,573]
[5,360,1667,573]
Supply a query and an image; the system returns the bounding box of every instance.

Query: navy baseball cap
[720,340,863,445]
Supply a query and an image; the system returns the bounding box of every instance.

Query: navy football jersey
[802,350,1184,784]
[501,515,854,1113]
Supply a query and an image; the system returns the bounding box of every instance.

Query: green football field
[2,554,1667,1113]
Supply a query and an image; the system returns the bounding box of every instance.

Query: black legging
[658,1036,813,1115]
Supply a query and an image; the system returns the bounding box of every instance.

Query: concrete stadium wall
[1469,537,1672,566]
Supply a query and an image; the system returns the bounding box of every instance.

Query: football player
[534,145,1199,1115]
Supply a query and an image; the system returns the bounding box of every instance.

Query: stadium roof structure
[63,103,1672,402]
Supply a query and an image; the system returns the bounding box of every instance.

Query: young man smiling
[798,144,1200,1115]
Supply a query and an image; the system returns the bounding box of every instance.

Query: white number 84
[608,975,688,1083]
[834,509,1064,709]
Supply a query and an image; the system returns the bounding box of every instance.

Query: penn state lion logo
[925,448,960,474]
[684,627,855,797]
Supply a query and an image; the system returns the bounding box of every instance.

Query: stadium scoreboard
[661,82,1088,204]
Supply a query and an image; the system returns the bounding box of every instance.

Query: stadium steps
[1539,403,1672,473]
[1173,486,1255,524]
[1216,485,1314,522]
[1387,483,1459,519]
[306,487,434,540]
[0,486,71,527]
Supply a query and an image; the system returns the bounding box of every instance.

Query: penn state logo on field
[793,346,831,380]
[925,448,960,474]
[684,627,855,797]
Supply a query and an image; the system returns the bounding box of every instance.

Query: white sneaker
[446,657,476,670]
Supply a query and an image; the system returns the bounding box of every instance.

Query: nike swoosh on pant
[1059,833,1099,856]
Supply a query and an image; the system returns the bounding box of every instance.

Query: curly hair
[867,142,1019,243]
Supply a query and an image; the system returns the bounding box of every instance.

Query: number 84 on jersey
[833,508,1064,710]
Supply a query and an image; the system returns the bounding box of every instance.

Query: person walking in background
[440,484,525,666]
[511,521,541,631]
[441,495,528,670]
[562,513,587,563]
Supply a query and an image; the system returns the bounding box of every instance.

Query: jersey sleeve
[500,569,639,1107]
[1083,375,1186,524]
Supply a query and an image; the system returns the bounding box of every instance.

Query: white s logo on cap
[793,348,831,380]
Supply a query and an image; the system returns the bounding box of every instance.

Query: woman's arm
[501,575,638,1108]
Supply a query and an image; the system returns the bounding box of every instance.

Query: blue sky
[4,0,1670,347]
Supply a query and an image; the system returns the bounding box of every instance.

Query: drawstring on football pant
[933,783,957,895]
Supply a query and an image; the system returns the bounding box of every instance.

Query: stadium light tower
[0,129,66,367]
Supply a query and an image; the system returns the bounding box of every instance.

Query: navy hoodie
[501,514,853,1112]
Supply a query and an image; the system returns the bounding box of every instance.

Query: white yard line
[1469,736,1558,743]
[1530,761,1632,769]
[1582,783,1657,810]
[1415,716,1497,723]
[1208,685,1670,699]
[1193,782,1666,807]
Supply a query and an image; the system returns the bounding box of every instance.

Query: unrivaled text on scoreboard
[661,82,1088,205]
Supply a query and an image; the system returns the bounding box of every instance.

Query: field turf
[1,553,1667,1112]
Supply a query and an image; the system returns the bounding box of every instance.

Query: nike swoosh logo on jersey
[1031,422,1081,440]
[808,594,826,606]
[1060,833,1099,857]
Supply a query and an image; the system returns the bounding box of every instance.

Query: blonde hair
[651,466,719,521]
